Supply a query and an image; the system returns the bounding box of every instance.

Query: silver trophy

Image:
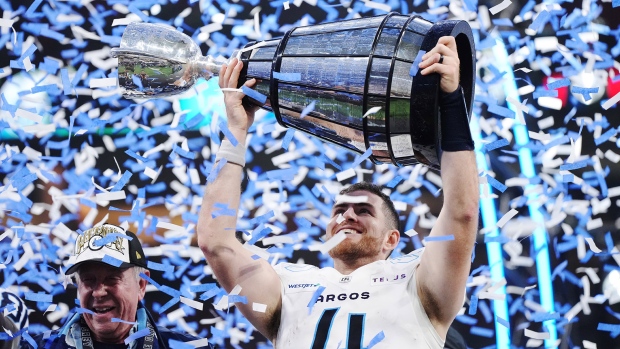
[111,13,475,169]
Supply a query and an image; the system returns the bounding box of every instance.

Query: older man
[23,224,211,349]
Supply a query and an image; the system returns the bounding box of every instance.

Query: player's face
[326,191,390,261]
[77,263,147,343]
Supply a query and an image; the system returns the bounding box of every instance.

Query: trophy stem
[195,56,225,81]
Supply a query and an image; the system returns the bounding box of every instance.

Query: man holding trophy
[112,12,478,347]
[196,35,478,348]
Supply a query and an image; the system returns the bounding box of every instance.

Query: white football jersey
[273,249,444,349]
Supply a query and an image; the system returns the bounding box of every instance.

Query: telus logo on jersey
[370,273,407,285]
[316,292,370,303]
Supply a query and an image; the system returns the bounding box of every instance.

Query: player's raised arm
[197,58,282,341]
[415,36,479,334]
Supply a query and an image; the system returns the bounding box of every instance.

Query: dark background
[2,0,620,348]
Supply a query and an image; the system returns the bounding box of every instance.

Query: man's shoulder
[21,330,65,349]
[385,248,424,265]
[273,262,319,274]
[156,326,197,341]
[156,326,213,348]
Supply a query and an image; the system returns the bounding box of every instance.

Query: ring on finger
[438,54,444,65]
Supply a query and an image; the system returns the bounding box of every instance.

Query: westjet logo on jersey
[286,283,321,293]
[288,283,320,289]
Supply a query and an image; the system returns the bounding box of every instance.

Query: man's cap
[66,224,148,275]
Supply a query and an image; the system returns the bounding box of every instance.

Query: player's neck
[333,255,382,275]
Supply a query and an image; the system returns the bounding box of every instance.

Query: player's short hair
[339,182,399,231]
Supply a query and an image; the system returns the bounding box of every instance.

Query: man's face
[76,263,147,343]
[326,190,389,262]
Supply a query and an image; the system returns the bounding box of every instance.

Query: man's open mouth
[93,307,115,314]
[339,228,362,235]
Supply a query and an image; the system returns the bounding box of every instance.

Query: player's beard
[328,232,383,263]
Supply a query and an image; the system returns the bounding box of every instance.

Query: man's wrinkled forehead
[78,262,129,275]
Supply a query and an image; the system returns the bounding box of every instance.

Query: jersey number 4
[311,308,365,349]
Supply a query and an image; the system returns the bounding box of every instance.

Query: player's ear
[385,230,400,250]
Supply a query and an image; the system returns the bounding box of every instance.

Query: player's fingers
[437,36,458,55]
[221,57,239,88]
[218,63,228,89]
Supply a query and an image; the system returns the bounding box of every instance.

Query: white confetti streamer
[180,296,204,311]
[496,209,518,228]
[602,91,620,110]
[308,231,346,254]
[584,237,602,253]
[252,303,267,312]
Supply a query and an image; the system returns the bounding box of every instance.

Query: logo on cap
[75,225,126,256]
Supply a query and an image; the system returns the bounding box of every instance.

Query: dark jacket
[20,302,213,349]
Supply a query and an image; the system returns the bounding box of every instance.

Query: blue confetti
[218,120,240,147]
[571,86,599,101]
[24,292,53,303]
[111,171,133,192]
[409,50,427,76]
[124,328,151,345]
[92,233,133,247]
[595,127,618,146]
[172,144,196,159]
[533,89,558,99]
[307,286,326,314]
[241,85,267,104]
[102,254,123,267]
[488,104,515,118]
[597,323,620,338]
[147,261,175,273]
[529,10,550,33]
[366,331,385,349]
[496,316,510,328]
[281,128,295,150]
[351,147,373,168]
[483,138,510,152]
[21,332,37,348]
[469,295,478,315]
[423,235,455,243]
[273,72,301,82]
[559,159,589,171]
[60,68,72,95]
[267,168,297,181]
[190,283,218,293]
[470,326,495,337]
[486,174,507,192]
[228,295,248,304]
[300,101,316,118]
[547,78,570,90]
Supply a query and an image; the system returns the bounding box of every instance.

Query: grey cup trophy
[111,13,475,169]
